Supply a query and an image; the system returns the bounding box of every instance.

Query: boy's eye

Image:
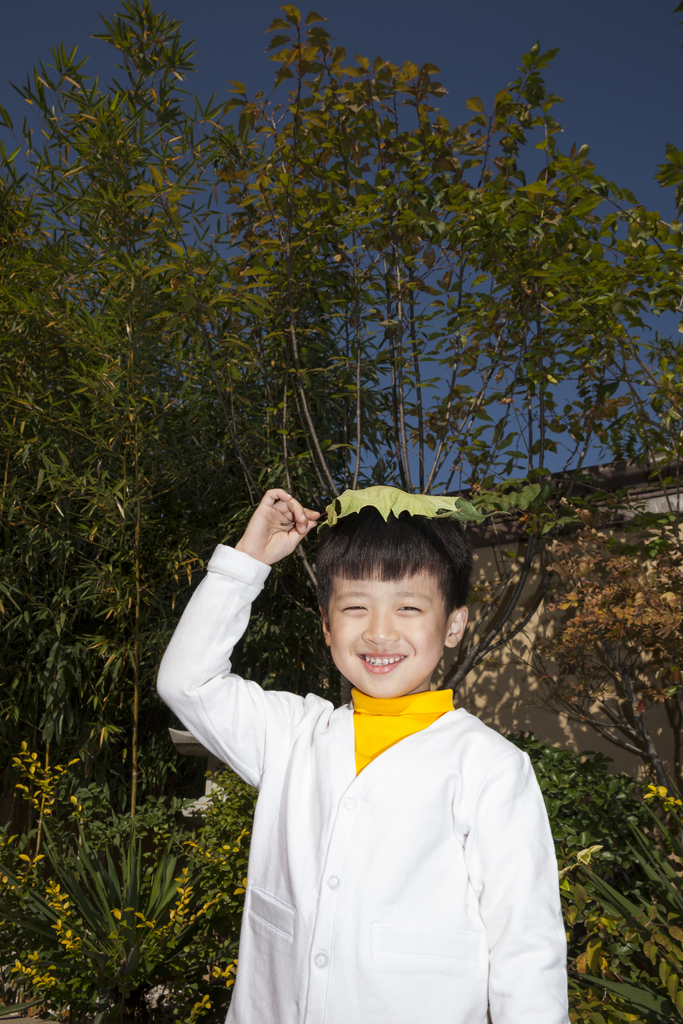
[399,605,421,612]
[342,604,366,612]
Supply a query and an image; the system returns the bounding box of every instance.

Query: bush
[2,735,665,1022]
[0,754,256,1023]
[514,735,683,1022]
[561,788,683,1023]
[509,733,650,893]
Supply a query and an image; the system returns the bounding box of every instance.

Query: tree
[0,1,251,813]
[209,7,683,707]
[2,1,683,810]
[533,525,683,788]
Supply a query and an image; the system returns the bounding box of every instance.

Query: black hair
[315,506,473,614]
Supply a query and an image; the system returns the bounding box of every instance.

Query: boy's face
[320,573,468,699]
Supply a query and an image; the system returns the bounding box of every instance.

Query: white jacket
[157,545,569,1024]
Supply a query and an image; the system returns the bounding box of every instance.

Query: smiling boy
[157,487,569,1024]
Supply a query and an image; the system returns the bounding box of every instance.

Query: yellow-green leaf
[519,181,554,196]
[321,486,487,529]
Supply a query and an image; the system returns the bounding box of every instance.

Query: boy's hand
[235,489,321,566]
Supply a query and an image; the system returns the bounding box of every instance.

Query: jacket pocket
[248,887,295,940]
[371,923,484,976]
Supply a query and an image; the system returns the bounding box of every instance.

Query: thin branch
[484,570,554,658]
[1,334,30,527]
[600,640,669,787]
[197,312,256,504]
[291,372,333,496]
[440,535,544,691]
[281,355,293,494]
[282,29,339,499]
[409,284,425,491]
[294,544,317,587]
[392,244,413,492]
[442,359,500,493]
[275,567,318,615]
[352,230,363,491]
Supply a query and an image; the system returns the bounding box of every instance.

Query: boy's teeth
[363,655,403,665]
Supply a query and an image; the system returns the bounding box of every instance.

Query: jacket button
[327,875,339,889]
[314,952,328,968]
[344,797,356,810]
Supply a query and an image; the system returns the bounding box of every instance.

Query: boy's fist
[235,489,321,566]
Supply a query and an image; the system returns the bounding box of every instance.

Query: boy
[157,487,569,1024]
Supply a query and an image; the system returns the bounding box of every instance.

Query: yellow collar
[351,687,454,716]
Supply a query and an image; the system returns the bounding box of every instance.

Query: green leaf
[572,194,603,217]
[280,5,301,26]
[0,1003,41,1017]
[321,486,488,529]
[466,96,484,113]
[579,974,678,1022]
[266,34,291,52]
[519,181,554,196]
[129,182,156,196]
[149,165,164,188]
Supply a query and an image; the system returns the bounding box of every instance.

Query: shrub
[509,733,650,891]
[561,788,683,1022]
[0,757,255,1023]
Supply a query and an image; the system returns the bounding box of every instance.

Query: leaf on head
[320,486,487,529]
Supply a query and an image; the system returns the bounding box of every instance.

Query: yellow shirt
[352,687,454,774]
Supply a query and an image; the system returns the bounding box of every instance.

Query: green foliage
[512,737,682,1021]
[0,761,255,1022]
[0,1002,41,1018]
[322,485,486,527]
[0,0,322,808]
[183,768,257,983]
[2,828,207,1021]
[2,0,683,807]
[562,791,683,1023]
[510,734,650,892]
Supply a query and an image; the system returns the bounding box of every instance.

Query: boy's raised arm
[157,490,320,788]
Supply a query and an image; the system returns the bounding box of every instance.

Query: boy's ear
[319,606,332,646]
[444,606,468,649]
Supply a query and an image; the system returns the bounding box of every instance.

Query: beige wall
[433,539,678,783]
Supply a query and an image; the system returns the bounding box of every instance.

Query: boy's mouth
[359,654,406,669]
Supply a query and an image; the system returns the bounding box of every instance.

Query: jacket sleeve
[464,749,569,1024]
[156,544,308,789]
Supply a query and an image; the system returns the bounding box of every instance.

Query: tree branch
[440,535,544,691]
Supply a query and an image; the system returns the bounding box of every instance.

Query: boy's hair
[315,506,473,614]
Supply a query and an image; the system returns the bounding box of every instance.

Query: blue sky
[1,0,682,218]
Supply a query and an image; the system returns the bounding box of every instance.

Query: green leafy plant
[0,1003,42,1018]
[321,485,486,527]
[0,759,255,1022]
[1,825,217,1022]
[562,789,683,1023]
[509,733,650,891]
[3,0,683,805]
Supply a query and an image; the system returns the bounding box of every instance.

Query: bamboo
[129,331,141,819]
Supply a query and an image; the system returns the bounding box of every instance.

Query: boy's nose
[362,617,400,645]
